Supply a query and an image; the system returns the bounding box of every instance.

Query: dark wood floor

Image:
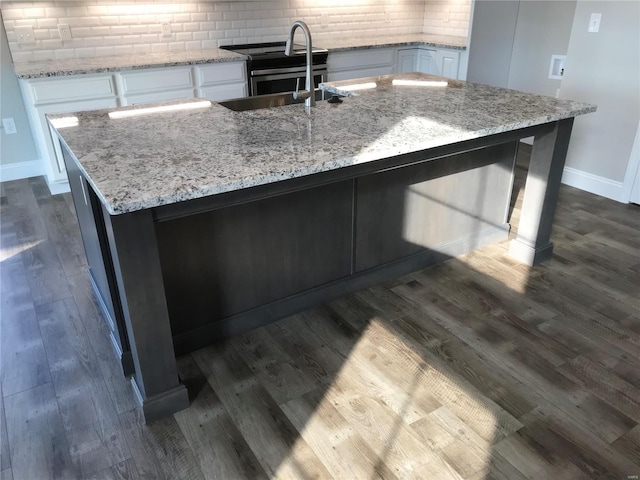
[1,145,639,480]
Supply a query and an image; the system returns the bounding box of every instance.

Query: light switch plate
[161,22,171,37]
[588,13,602,33]
[15,26,35,44]
[2,118,17,135]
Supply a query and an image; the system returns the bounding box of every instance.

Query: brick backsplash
[1,0,470,62]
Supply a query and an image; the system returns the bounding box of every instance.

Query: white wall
[506,1,576,97]
[465,0,519,88]
[0,14,40,177]
[559,0,640,201]
[467,0,576,94]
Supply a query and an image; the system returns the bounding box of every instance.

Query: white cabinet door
[396,47,459,79]
[328,48,396,81]
[196,62,247,101]
[436,50,460,79]
[20,75,119,192]
[120,67,196,105]
[396,49,418,73]
[417,49,438,75]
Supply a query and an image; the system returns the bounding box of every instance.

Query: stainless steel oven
[220,42,329,97]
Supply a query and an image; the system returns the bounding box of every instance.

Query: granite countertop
[49,72,595,215]
[13,48,246,79]
[321,33,467,52]
[14,34,466,79]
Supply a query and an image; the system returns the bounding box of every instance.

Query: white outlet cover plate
[2,118,17,135]
[58,24,72,40]
[15,26,35,44]
[588,13,602,33]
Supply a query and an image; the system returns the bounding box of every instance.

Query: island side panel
[61,146,134,376]
[509,118,574,265]
[102,208,189,423]
[355,142,517,272]
[154,179,354,346]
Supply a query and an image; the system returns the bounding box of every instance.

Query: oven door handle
[251,66,327,77]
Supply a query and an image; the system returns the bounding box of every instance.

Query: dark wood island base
[60,117,574,423]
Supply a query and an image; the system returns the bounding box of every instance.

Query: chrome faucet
[284,20,315,110]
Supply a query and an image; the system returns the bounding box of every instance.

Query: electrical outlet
[2,118,17,135]
[321,12,329,27]
[161,22,171,37]
[15,26,35,45]
[58,24,72,40]
[384,8,391,23]
[588,13,602,33]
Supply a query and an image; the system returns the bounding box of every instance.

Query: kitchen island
[50,72,595,422]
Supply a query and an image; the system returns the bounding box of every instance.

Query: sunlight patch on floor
[0,239,43,263]
[281,317,503,479]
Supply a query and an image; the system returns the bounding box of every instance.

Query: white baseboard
[561,166,625,203]
[47,179,70,195]
[0,159,44,183]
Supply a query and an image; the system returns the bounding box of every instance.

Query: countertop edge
[86,106,595,216]
[327,40,467,53]
[14,52,247,79]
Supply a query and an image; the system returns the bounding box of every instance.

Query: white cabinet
[395,47,461,79]
[196,62,246,101]
[328,48,396,82]
[20,74,119,193]
[436,50,460,79]
[120,66,196,105]
[20,60,247,194]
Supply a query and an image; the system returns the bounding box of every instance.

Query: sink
[219,89,336,112]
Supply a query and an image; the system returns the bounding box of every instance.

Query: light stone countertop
[13,48,247,79]
[14,34,466,79]
[49,72,596,215]
[320,33,467,51]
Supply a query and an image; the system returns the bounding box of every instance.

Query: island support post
[103,208,189,422]
[509,118,574,265]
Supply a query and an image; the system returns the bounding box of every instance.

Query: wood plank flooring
[1,144,639,479]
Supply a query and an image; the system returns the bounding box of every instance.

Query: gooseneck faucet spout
[284,20,315,110]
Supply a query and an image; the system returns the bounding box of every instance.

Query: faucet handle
[284,37,293,56]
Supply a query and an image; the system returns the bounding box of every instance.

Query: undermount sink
[218,89,337,112]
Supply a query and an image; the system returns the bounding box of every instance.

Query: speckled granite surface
[14,34,466,78]
[13,49,246,79]
[321,33,467,52]
[49,72,595,215]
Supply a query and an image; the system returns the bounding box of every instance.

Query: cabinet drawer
[124,89,196,106]
[31,76,116,104]
[201,83,247,101]
[121,67,194,95]
[328,66,394,82]
[329,48,396,71]
[198,62,246,86]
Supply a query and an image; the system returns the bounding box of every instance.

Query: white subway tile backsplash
[183,22,199,32]
[23,7,46,18]
[190,12,207,21]
[76,47,97,57]
[55,49,76,59]
[193,30,208,40]
[2,0,469,62]
[99,16,120,26]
